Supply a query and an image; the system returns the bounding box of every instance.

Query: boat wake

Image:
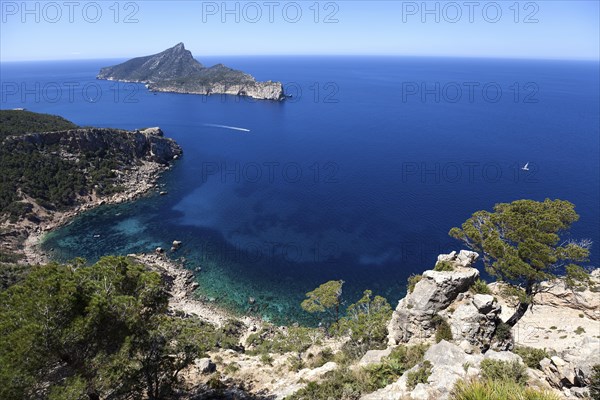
[204,123,251,132]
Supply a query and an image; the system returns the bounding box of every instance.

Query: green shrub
[432,314,453,343]
[590,364,600,400]
[406,360,432,390]
[470,279,492,295]
[332,290,392,359]
[287,344,428,400]
[480,359,528,386]
[246,325,323,356]
[362,344,427,390]
[434,261,455,272]
[260,353,274,365]
[408,274,422,294]
[223,362,240,375]
[451,378,561,400]
[304,347,335,369]
[287,355,305,372]
[575,326,585,334]
[513,347,549,370]
[494,322,512,341]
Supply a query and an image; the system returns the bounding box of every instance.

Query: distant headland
[97,42,285,101]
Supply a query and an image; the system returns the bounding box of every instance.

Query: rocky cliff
[97,43,285,101]
[0,118,182,263]
[11,126,182,165]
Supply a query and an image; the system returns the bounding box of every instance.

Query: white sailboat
[521,162,530,171]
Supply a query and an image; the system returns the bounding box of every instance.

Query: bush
[480,359,528,386]
[407,274,422,294]
[434,261,455,272]
[362,344,428,390]
[470,279,492,295]
[432,314,453,343]
[494,322,512,341]
[513,347,549,370]
[332,290,392,359]
[590,364,600,400]
[306,347,335,369]
[451,378,561,400]
[287,344,428,400]
[406,360,432,390]
[246,325,323,356]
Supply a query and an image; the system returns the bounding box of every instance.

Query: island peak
[97,43,285,101]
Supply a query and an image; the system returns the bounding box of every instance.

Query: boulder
[195,358,216,374]
[562,336,600,386]
[449,296,502,351]
[297,362,337,381]
[359,348,392,367]
[473,294,495,313]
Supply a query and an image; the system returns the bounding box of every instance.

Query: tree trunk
[505,301,530,327]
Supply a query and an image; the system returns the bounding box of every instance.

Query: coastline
[131,253,263,329]
[14,160,169,265]
[99,76,285,101]
[6,158,256,330]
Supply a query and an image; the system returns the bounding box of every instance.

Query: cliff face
[10,127,182,165]
[1,124,182,264]
[97,43,285,101]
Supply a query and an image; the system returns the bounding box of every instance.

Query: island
[97,42,286,101]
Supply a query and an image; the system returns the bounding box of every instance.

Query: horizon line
[2,54,599,63]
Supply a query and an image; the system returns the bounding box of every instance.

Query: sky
[0,1,599,61]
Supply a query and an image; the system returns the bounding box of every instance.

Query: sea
[1,56,598,324]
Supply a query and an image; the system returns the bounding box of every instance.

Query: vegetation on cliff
[0,110,181,221]
[449,199,592,326]
[0,256,244,400]
[97,43,285,100]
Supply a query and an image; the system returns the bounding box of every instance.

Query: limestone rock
[359,348,392,367]
[297,362,337,381]
[534,273,600,320]
[388,251,480,345]
[449,295,502,351]
[195,358,216,374]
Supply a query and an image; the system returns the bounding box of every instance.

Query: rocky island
[97,43,286,101]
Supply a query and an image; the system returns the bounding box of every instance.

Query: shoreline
[5,159,257,329]
[15,160,169,265]
[131,253,263,329]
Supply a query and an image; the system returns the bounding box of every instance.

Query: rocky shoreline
[18,160,169,265]
[1,126,182,265]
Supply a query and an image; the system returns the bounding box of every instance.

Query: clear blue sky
[1,1,598,61]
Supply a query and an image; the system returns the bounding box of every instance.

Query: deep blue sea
[1,57,599,323]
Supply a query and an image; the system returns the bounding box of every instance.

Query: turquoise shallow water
[2,57,599,324]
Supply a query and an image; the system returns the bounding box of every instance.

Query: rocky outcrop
[361,340,528,400]
[447,293,505,351]
[540,336,600,392]
[9,127,182,165]
[98,43,285,101]
[387,250,480,345]
[533,271,600,320]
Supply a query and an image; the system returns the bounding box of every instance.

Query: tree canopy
[449,199,590,326]
[0,256,211,400]
[300,280,344,325]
